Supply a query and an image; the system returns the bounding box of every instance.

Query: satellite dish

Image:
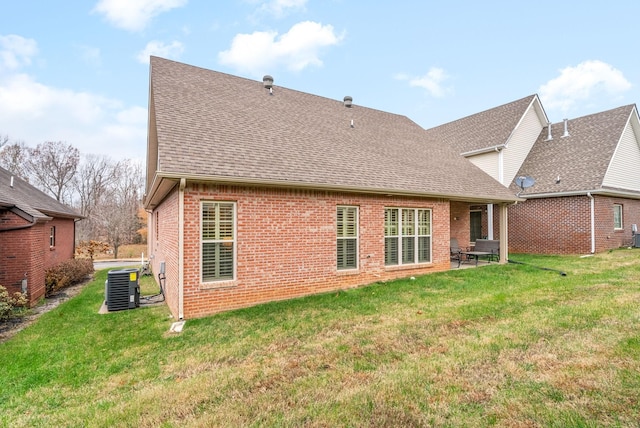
[515,176,535,189]
[514,176,535,196]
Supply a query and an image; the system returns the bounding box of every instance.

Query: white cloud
[93,0,188,32]
[0,73,147,161]
[136,40,184,63]
[0,34,38,72]
[256,0,307,17]
[218,21,343,75]
[396,67,452,98]
[539,60,632,113]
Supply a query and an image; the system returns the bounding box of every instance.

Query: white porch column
[487,204,494,240]
[499,203,508,264]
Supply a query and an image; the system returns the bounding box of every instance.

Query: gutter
[587,192,596,254]
[145,171,521,209]
[178,178,186,320]
[461,144,506,157]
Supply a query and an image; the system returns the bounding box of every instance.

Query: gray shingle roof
[147,57,519,204]
[422,95,540,153]
[512,105,637,196]
[0,166,80,220]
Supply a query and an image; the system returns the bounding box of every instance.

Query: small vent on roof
[10,176,14,188]
[562,118,570,138]
[545,122,553,141]
[262,75,273,89]
[343,96,352,108]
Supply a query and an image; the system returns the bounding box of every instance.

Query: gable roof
[512,104,640,198]
[0,166,81,221]
[422,95,547,154]
[146,57,519,207]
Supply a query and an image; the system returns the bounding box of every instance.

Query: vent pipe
[544,122,553,141]
[262,75,273,89]
[10,176,14,188]
[562,118,570,138]
[343,96,352,108]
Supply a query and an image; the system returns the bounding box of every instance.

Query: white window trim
[201,201,237,283]
[613,204,623,230]
[337,205,359,271]
[385,207,432,266]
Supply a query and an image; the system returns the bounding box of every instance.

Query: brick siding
[149,183,452,319]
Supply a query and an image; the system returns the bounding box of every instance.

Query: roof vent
[263,75,274,89]
[562,118,570,138]
[544,122,553,141]
[343,96,352,108]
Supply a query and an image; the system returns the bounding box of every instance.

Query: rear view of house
[145,57,519,319]
[0,166,81,306]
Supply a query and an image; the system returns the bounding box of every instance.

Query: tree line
[0,136,145,258]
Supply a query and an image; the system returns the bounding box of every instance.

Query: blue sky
[1,1,638,162]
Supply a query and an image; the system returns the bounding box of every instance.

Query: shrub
[75,240,110,260]
[45,259,94,297]
[0,285,27,321]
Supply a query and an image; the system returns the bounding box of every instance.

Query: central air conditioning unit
[105,268,140,311]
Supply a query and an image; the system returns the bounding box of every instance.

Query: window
[337,206,358,270]
[614,204,623,230]
[49,226,56,247]
[385,208,431,266]
[202,202,235,282]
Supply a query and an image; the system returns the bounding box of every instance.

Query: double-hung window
[385,208,431,265]
[49,226,56,247]
[202,201,235,282]
[613,204,623,230]
[337,206,358,270]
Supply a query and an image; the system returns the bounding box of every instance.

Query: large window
[614,204,623,230]
[202,202,235,282]
[337,206,358,270]
[385,208,431,266]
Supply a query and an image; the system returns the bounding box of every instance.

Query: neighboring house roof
[422,95,547,155]
[0,166,81,222]
[146,57,520,207]
[512,104,640,198]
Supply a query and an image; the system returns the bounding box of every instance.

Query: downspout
[587,192,595,253]
[178,178,186,320]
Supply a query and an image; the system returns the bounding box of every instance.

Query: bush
[0,285,27,321]
[45,258,95,297]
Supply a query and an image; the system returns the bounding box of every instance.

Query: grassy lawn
[1,251,640,427]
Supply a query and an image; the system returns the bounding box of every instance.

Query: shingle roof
[147,57,519,205]
[0,166,81,220]
[512,105,637,196]
[422,95,541,153]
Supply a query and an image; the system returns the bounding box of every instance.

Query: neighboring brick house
[145,57,519,319]
[426,96,640,254]
[0,166,81,306]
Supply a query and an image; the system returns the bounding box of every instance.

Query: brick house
[0,166,81,306]
[427,96,640,254]
[145,57,519,319]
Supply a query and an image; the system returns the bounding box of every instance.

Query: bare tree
[0,140,30,180]
[73,154,118,241]
[27,141,79,202]
[96,159,145,258]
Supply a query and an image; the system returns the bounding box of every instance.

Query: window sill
[200,279,238,290]
[49,246,55,251]
[336,268,359,276]
[384,262,433,272]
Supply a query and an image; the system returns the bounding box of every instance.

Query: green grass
[2,251,640,427]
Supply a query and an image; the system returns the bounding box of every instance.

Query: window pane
[614,205,622,229]
[202,202,234,240]
[337,238,357,269]
[337,206,357,237]
[419,236,431,263]
[402,209,414,235]
[385,237,398,265]
[385,209,398,236]
[402,236,415,264]
[418,210,431,236]
[202,242,234,281]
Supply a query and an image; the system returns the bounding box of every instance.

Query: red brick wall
[507,195,640,254]
[0,211,76,306]
[450,202,471,249]
[150,184,451,319]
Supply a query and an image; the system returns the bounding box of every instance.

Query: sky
[1,1,639,163]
